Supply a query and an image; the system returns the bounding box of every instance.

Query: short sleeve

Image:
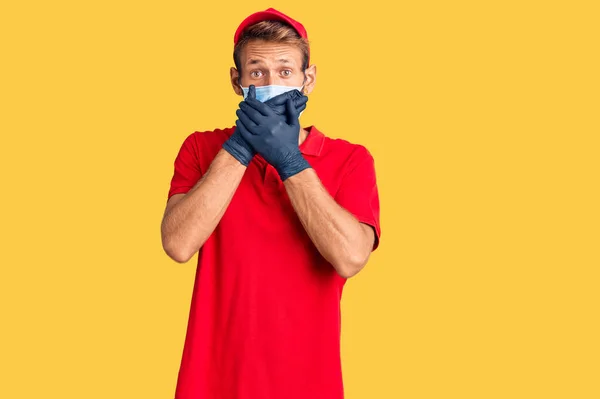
[335,147,381,251]
[167,133,202,201]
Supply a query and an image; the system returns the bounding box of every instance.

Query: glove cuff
[276,152,312,181]
[222,134,255,167]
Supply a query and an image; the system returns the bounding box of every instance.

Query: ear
[302,64,317,95]
[230,67,243,96]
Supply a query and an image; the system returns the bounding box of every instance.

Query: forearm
[161,149,246,262]
[284,168,372,278]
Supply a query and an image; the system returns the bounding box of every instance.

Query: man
[161,7,381,399]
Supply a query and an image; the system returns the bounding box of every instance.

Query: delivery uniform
[167,125,381,399]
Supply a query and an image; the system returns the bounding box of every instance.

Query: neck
[298,127,309,146]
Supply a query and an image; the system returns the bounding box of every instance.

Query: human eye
[250,70,263,78]
[281,69,292,77]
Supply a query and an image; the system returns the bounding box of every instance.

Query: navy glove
[235,86,312,181]
[264,87,308,117]
[222,85,308,167]
[222,122,255,167]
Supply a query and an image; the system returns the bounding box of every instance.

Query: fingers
[265,89,302,106]
[248,85,256,100]
[285,97,298,126]
[236,107,258,130]
[264,92,307,116]
[238,102,263,125]
[297,102,307,114]
[235,117,254,139]
[294,94,308,109]
[246,95,276,117]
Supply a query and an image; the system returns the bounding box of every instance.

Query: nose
[254,75,276,87]
[265,74,278,86]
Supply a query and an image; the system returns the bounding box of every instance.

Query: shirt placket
[263,164,281,191]
[253,155,282,192]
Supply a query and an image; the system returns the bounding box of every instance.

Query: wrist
[275,151,312,181]
[222,134,255,166]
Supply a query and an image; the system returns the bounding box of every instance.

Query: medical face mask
[239,84,306,117]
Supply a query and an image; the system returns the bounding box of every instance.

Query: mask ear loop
[237,75,245,92]
[299,73,308,95]
[297,73,308,120]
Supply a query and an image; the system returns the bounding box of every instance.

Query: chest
[219,156,341,239]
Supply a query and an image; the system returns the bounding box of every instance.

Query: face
[230,40,317,96]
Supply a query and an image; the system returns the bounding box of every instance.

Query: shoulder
[321,131,375,173]
[183,126,235,147]
[180,126,235,154]
[175,126,235,171]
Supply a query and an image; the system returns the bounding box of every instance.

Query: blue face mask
[239,84,306,117]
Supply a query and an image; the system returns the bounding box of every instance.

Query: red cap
[233,8,310,65]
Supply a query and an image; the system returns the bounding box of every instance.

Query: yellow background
[1,1,598,398]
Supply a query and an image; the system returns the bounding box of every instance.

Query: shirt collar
[299,125,325,156]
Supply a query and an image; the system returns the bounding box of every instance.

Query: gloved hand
[222,85,308,167]
[222,122,255,167]
[264,88,308,117]
[235,85,312,181]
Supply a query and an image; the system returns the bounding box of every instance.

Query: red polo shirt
[167,125,381,399]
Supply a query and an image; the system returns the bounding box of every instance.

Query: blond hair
[233,20,310,74]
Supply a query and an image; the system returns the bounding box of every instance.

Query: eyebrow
[246,58,293,66]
